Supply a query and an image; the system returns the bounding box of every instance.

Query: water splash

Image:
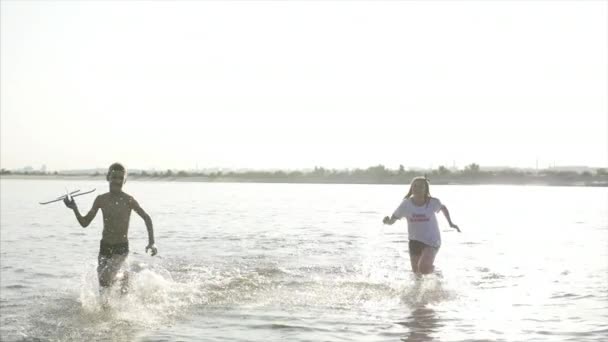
[401,275,454,306]
[79,259,205,321]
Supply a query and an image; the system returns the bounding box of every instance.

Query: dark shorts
[99,240,129,258]
[408,240,437,256]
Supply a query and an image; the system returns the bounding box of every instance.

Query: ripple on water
[481,273,504,280]
[31,272,59,279]
[550,292,595,300]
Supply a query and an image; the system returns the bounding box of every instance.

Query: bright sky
[1,1,606,171]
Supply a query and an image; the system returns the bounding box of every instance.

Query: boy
[64,162,157,292]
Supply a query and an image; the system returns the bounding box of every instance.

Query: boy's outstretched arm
[440,205,461,232]
[131,198,157,256]
[64,196,100,227]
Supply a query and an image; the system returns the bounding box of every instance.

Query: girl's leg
[417,247,438,275]
[410,252,421,274]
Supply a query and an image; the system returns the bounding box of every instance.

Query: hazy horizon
[2,1,607,171]
[3,163,603,174]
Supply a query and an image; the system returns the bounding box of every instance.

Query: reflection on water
[397,277,447,342]
[399,306,442,342]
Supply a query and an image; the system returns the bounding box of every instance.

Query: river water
[1,179,607,341]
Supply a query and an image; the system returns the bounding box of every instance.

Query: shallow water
[1,179,607,341]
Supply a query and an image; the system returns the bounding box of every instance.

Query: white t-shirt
[392,197,443,248]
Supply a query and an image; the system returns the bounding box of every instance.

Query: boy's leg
[119,269,130,295]
[98,254,128,289]
[97,255,112,288]
[417,247,438,275]
[97,255,112,308]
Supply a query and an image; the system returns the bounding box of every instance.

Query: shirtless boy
[64,162,157,292]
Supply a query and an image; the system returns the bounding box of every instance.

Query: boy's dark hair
[106,162,127,183]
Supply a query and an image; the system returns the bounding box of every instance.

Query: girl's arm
[382,215,399,225]
[440,205,461,232]
[384,199,409,225]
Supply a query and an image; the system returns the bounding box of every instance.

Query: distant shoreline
[1,174,606,187]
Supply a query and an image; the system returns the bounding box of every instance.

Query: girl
[383,177,460,275]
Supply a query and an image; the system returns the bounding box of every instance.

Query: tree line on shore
[2,164,607,186]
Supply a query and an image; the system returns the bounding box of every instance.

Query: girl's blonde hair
[404,176,431,200]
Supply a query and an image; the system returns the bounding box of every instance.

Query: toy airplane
[39,188,96,205]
